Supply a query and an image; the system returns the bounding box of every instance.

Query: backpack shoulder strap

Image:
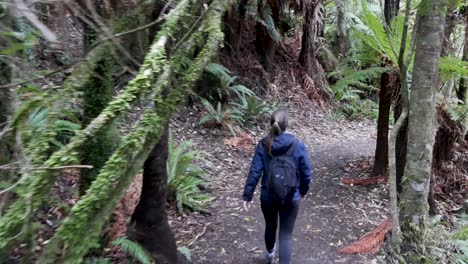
[285,139,298,156]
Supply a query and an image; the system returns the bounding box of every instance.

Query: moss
[0,0,194,252]
[38,0,227,261]
[80,51,121,195]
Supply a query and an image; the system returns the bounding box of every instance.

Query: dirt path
[171,108,388,264]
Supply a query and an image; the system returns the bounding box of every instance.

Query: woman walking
[242,110,312,264]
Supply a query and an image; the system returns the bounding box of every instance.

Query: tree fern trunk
[384,0,400,25]
[399,0,447,261]
[128,125,178,264]
[371,71,398,177]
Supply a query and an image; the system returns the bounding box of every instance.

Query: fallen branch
[188,223,210,247]
[339,218,391,255]
[341,175,387,186]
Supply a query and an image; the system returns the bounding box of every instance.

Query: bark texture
[399,0,447,260]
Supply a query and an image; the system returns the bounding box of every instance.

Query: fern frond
[167,135,211,214]
[178,246,192,262]
[332,67,388,101]
[112,237,152,264]
[439,56,468,81]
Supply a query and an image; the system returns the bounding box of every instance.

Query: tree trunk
[334,0,348,58]
[79,2,122,195]
[225,0,248,55]
[79,55,120,195]
[255,0,280,72]
[299,1,330,99]
[399,0,447,260]
[393,97,408,194]
[128,125,178,264]
[441,8,456,57]
[371,71,398,177]
[458,15,467,104]
[372,0,400,178]
[384,0,400,25]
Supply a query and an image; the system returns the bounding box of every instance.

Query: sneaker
[265,247,275,264]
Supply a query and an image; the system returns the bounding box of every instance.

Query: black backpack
[266,140,298,203]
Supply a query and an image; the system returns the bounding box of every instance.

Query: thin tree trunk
[399,0,447,260]
[441,8,456,57]
[372,0,400,178]
[334,0,348,58]
[458,14,467,104]
[371,71,398,177]
[128,125,178,264]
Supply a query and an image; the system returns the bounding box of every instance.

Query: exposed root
[341,175,387,186]
[339,218,391,255]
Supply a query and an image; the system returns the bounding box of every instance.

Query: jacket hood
[262,132,296,156]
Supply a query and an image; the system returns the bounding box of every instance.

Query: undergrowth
[426,214,468,264]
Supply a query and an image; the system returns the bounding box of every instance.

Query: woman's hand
[243,201,251,212]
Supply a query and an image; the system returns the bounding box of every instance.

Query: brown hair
[266,110,289,156]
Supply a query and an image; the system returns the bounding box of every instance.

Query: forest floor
[168,105,390,264]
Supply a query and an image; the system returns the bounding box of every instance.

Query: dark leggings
[261,199,299,264]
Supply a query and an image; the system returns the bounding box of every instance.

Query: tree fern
[112,237,153,264]
[331,67,388,101]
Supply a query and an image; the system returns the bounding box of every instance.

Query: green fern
[230,95,271,127]
[331,67,388,101]
[112,237,153,264]
[439,56,468,81]
[199,98,239,135]
[177,246,192,262]
[167,134,212,214]
[447,102,468,124]
[246,0,281,42]
[203,63,254,102]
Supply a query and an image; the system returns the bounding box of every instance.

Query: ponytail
[267,122,283,156]
[265,110,289,156]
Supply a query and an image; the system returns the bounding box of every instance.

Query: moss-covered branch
[38,0,226,261]
[0,0,191,250]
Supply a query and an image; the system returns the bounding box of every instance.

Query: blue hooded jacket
[243,132,313,202]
